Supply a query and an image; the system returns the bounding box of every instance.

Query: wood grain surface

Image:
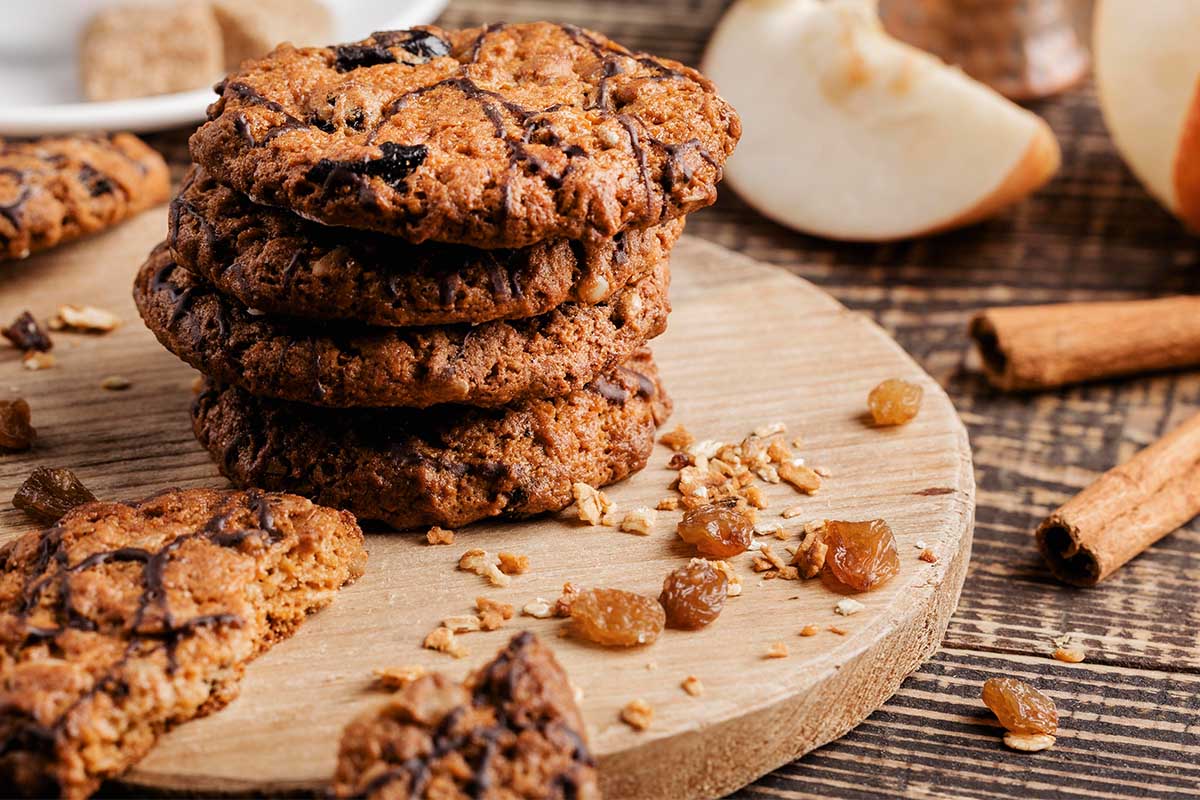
[418,1,1195,798]
[0,214,973,797]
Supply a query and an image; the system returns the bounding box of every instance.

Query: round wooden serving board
[0,209,974,800]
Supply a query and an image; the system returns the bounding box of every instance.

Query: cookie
[0,134,169,261]
[169,166,683,327]
[211,0,334,70]
[333,632,598,799]
[136,243,670,409]
[79,1,223,101]
[0,488,366,799]
[189,22,740,248]
[191,351,670,529]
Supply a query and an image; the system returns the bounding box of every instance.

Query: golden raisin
[982,678,1058,735]
[660,558,728,629]
[569,588,664,647]
[676,502,753,558]
[868,379,923,426]
[824,519,900,591]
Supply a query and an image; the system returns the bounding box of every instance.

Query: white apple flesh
[702,0,1061,241]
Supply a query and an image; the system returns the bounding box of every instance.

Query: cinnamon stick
[969,296,1200,391]
[1036,411,1200,586]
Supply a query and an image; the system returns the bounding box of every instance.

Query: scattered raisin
[569,588,665,647]
[0,399,35,451]
[868,378,923,426]
[2,311,52,352]
[823,519,900,591]
[982,678,1058,735]
[676,501,754,558]
[12,467,97,522]
[660,558,728,629]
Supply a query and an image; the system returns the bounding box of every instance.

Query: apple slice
[1094,0,1200,229]
[701,0,1061,241]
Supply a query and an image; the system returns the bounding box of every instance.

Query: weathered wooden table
[418,1,1198,797]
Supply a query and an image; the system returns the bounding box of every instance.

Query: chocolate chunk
[308,142,428,192]
[2,311,52,352]
[13,467,95,521]
[0,399,35,451]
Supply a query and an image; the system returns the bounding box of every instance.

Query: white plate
[0,0,449,136]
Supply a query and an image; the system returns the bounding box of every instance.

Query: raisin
[868,378,923,426]
[13,467,97,522]
[982,678,1058,735]
[676,501,753,558]
[569,588,664,646]
[0,399,35,451]
[2,311,52,352]
[823,519,900,591]
[660,558,728,629]
[308,142,428,192]
[333,44,397,72]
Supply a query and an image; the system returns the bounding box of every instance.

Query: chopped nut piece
[764,642,790,659]
[54,304,121,332]
[12,467,96,522]
[572,482,613,525]
[425,526,455,545]
[423,626,468,659]
[690,440,723,460]
[0,399,35,451]
[620,507,657,535]
[601,510,623,527]
[754,422,787,438]
[620,699,654,731]
[779,461,821,494]
[458,548,511,587]
[666,452,691,470]
[766,440,792,464]
[915,539,929,549]
[555,582,582,617]
[497,552,529,575]
[372,665,426,690]
[791,527,828,579]
[799,624,819,637]
[828,625,848,635]
[476,597,515,631]
[743,485,768,509]
[1052,646,1086,664]
[522,598,555,619]
[868,378,923,426]
[441,615,482,633]
[22,352,55,370]
[2,311,52,352]
[759,544,788,571]
[781,504,806,519]
[681,676,705,697]
[919,548,939,563]
[100,375,131,391]
[659,424,695,452]
[1003,732,1057,753]
[835,598,866,616]
[711,560,742,597]
[656,496,680,511]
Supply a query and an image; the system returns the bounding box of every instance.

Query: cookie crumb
[781,504,806,519]
[1003,732,1057,753]
[372,665,426,690]
[620,699,654,731]
[799,624,819,637]
[100,375,132,391]
[476,597,514,631]
[441,614,482,633]
[659,424,695,452]
[54,304,120,332]
[422,626,468,658]
[711,560,742,597]
[656,496,680,511]
[1052,646,1086,664]
[619,507,657,535]
[521,598,555,619]
[764,642,789,659]
[681,675,704,697]
[572,482,613,525]
[554,582,581,617]
[2,311,52,352]
[919,548,938,563]
[425,526,455,545]
[497,552,529,575]
[458,548,511,587]
[22,352,55,371]
[779,461,821,494]
[828,625,848,635]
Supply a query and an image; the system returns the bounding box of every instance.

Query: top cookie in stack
[134,21,740,530]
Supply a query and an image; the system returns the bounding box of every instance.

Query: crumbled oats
[457,548,511,587]
[441,615,482,633]
[572,482,613,525]
[54,304,120,332]
[521,598,555,619]
[619,507,657,535]
[919,548,939,563]
[743,485,768,509]
[681,675,704,697]
[755,465,781,484]
[659,424,695,452]
[497,551,529,575]
[835,598,866,616]
[423,626,468,659]
[781,504,806,519]
[426,526,455,545]
[1003,732,1056,753]
[1052,646,1086,664]
[779,462,821,494]
[711,560,741,597]
[754,422,787,438]
[791,527,828,579]
[22,352,55,370]
[620,699,654,731]
[690,440,723,460]
[799,624,819,637]
[766,440,792,464]
[764,642,789,659]
[828,625,848,635]
[666,452,691,470]
[372,665,426,690]
[476,597,515,630]
[656,496,680,511]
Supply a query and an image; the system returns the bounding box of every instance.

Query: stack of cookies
[134,21,740,529]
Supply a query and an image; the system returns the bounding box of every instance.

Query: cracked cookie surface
[191,350,670,529]
[189,22,739,248]
[169,166,682,327]
[0,488,366,799]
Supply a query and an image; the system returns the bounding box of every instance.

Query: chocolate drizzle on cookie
[333,29,451,72]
